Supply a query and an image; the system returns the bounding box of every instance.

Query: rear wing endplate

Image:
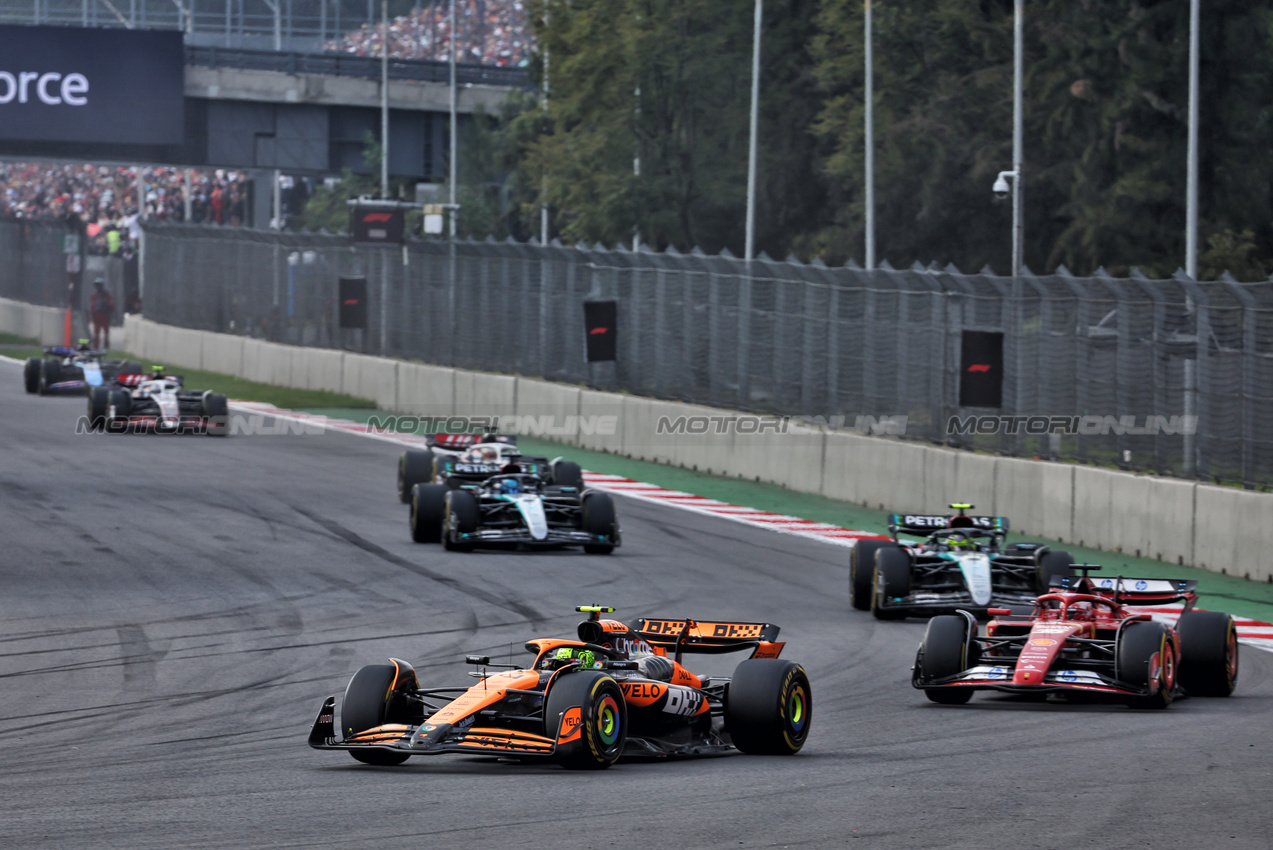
[633,618,781,656]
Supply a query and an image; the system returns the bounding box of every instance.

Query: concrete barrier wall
[87,316,1273,582]
[0,296,70,345]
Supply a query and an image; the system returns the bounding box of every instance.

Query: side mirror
[465,655,490,666]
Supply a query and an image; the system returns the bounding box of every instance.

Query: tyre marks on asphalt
[289,504,546,626]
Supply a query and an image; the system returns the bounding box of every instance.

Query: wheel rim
[1161,638,1176,692]
[595,694,621,750]
[787,684,808,736]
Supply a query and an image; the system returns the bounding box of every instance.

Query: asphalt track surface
[2,373,1270,850]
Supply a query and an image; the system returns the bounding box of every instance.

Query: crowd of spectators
[326,0,531,67]
[1,163,252,250]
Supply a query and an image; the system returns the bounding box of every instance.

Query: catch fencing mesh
[5,217,1273,488]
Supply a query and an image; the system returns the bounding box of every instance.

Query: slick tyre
[725,659,811,755]
[581,492,617,554]
[1118,621,1177,709]
[871,547,911,620]
[108,388,132,426]
[851,540,895,611]
[410,483,448,544]
[201,391,228,436]
[398,449,436,503]
[916,616,976,705]
[443,489,479,551]
[544,671,626,770]
[552,460,584,490]
[1177,611,1239,697]
[87,386,110,431]
[341,664,411,766]
[1036,550,1075,593]
[39,358,61,395]
[23,357,40,394]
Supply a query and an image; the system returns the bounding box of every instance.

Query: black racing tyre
[443,489,479,551]
[39,358,61,394]
[543,671,626,769]
[553,460,584,490]
[1118,621,1176,709]
[202,391,228,436]
[851,540,895,611]
[725,659,812,755]
[581,491,617,554]
[917,615,976,704]
[1177,611,1239,697]
[23,357,40,394]
[398,449,436,504]
[341,664,411,766]
[87,386,110,431]
[410,483,448,544]
[107,388,132,425]
[871,546,912,620]
[1036,550,1075,593]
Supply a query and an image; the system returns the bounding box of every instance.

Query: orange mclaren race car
[308,606,811,768]
[912,566,1239,708]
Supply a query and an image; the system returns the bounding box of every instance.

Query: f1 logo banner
[351,206,405,243]
[0,25,183,144]
[959,331,1003,408]
[584,300,618,363]
[338,278,368,329]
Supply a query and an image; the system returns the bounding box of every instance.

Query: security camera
[993,171,1014,197]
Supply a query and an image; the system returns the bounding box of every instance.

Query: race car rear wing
[632,618,783,658]
[888,514,1010,535]
[1050,574,1199,606]
[428,433,517,450]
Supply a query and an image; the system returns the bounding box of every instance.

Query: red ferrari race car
[912,566,1238,708]
[308,606,811,768]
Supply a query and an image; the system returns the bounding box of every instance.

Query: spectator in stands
[89,279,114,350]
[326,0,531,68]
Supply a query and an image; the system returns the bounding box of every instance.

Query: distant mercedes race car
[409,471,618,553]
[86,368,229,435]
[912,566,1239,709]
[307,605,811,768]
[24,343,141,396]
[850,503,1074,619]
[396,436,584,502]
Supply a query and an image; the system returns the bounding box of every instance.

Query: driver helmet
[501,477,520,495]
[946,533,977,551]
[540,646,599,671]
[468,446,499,463]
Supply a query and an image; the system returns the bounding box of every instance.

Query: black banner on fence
[339,277,367,329]
[584,300,617,362]
[0,25,184,144]
[350,205,405,243]
[959,331,1004,408]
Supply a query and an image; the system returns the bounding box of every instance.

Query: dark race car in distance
[850,503,1075,619]
[912,566,1239,708]
[409,472,618,554]
[308,605,811,768]
[24,342,141,396]
[86,367,229,436]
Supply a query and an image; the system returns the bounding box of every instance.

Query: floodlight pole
[380,0,389,199]
[1011,0,1023,279]
[449,0,457,238]
[864,0,874,270]
[744,0,762,262]
[1183,0,1200,475]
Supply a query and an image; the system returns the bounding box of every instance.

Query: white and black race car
[408,472,619,554]
[849,503,1074,619]
[86,368,229,435]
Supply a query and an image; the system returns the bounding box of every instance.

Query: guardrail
[185,45,532,88]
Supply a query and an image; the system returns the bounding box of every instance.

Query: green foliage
[467,1,1273,276]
